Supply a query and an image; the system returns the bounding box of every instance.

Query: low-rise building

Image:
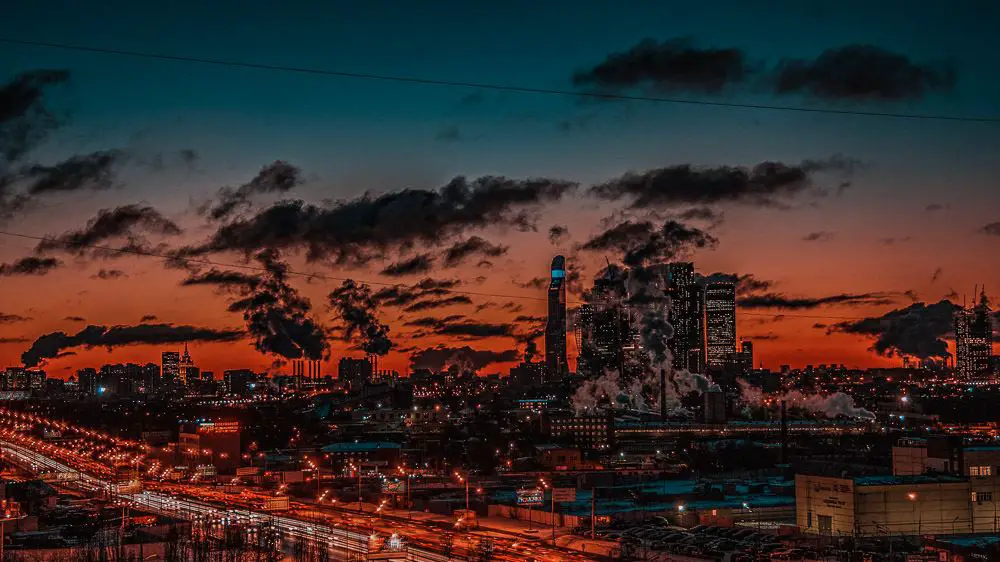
[796,473,1000,536]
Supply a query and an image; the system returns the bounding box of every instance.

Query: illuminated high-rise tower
[955,289,993,382]
[545,256,569,379]
[705,279,737,369]
[161,351,180,386]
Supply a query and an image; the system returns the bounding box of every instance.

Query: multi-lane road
[0,439,600,562]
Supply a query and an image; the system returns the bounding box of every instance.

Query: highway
[0,439,598,561]
[0,440,442,561]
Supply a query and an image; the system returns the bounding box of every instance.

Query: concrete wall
[796,474,856,536]
[854,481,970,536]
[488,504,581,528]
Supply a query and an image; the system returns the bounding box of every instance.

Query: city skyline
[1,1,999,377]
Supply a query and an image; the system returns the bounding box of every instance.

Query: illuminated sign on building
[197,421,240,434]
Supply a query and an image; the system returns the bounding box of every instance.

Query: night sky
[1,0,998,377]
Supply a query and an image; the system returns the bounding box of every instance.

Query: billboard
[516,488,544,506]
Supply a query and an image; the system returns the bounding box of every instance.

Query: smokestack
[659,368,667,420]
[779,400,788,467]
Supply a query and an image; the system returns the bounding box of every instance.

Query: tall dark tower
[545,255,569,380]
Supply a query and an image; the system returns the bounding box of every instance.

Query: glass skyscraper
[705,280,737,369]
[545,255,569,379]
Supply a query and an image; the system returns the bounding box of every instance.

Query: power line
[3,37,999,124]
[0,228,881,321]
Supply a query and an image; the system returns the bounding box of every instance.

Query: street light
[907,492,920,535]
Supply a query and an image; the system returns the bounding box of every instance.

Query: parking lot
[591,522,825,561]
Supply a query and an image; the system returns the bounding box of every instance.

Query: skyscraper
[657,263,706,373]
[738,339,754,376]
[705,279,737,369]
[545,256,569,379]
[178,343,197,386]
[161,351,180,386]
[955,290,993,382]
[577,274,628,377]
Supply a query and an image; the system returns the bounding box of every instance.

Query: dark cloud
[380,254,435,277]
[443,236,508,267]
[435,321,514,339]
[0,256,61,276]
[21,323,243,367]
[744,333,780,341]
[516,277,547,290]
[925,203,946,212]
[0,337,29,344]
[140,315,158,322]
[676,206,723,223]
[36,204,181,256]
[514,315,546,323]
[802,231,835,242]
[404,314,465,328]
[0,70,69,166]
[0,312,31,324]
[943,289,959,301]
[501,302,523,313]
[734,273,775,297]
[204,160,303,220]
[812,323,828,329]
[590,157,857,209]
[980,222,1000,236]
[738,292,895,310]
[20,150,124,195]
[775,45,955,101]
[548,225,570,245]
[181,268,260,288]
[91,268,127,280]
[572,38,746,93]
[434,125,462,143]
[371,278,461,308]
[64,316,85,322]
[930,267,943,283]
[181,249,328,360]
[328,279,393,355]
[830,300,959,359]
[181,176,576,266]
[579,219,716,267]
[409,345,519,373]
[903,290,920,303]
[402,295,473,313]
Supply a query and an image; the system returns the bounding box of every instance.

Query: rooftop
[852,474,967,486]
[322,441,401,453]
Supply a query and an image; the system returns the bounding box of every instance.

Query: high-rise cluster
[955,289,994,382]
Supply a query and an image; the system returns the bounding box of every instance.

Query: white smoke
[572,263,720,414]
[737,379,875,420]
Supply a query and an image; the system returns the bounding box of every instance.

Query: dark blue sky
[1,0,998,372]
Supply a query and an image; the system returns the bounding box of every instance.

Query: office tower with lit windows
[955,290,993,382]
[576,268,631,378]
[657,263,706,373]
[738,339,754,375]
[161,351,180,386]
[705,279,737,369]
[545,256,569,379]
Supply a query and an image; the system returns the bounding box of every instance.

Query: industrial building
[796,473,1000,536]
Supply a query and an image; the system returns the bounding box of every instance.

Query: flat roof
[852,474,966,486]
[322,442,402,453]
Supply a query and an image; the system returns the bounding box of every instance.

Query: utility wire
[0,229,883,321]
[3,37,999,124]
